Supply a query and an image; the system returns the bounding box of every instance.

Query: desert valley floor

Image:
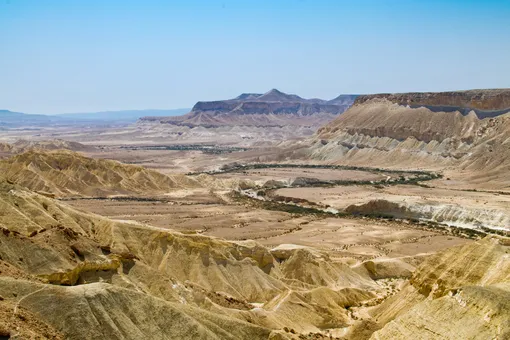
[0,89,509,339]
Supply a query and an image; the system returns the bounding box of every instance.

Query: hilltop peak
[266,88,284,95]
[255,89,303,102]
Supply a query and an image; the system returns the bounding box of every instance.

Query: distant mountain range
[140,89,358,127]
[0,110,63,127]
[1,89,358,129]
[0,108,190,127]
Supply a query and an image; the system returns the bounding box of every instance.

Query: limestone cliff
[355,89,510,117]
[305,89,510,188]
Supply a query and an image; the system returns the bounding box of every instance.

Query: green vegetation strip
[119,144,248,154]
[189,163,441,187]
[231,191,495,240]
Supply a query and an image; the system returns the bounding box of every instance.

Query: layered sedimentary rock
[355,88,510,116]
[307,89,510,186]
[371,237,510,339]
[0,180,383,339]
[138,90,357,145]
[142,89,357,128]
[0,173,508,339]
[0,150,200,197]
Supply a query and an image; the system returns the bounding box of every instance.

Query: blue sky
[1,0,509,114]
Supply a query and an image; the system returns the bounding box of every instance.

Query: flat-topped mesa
[140,89,358,127]
[190,100,240,113]
[354,88,510,118]
[328,94,359,105]
[308,89,510,180]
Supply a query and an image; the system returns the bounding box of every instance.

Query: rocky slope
[0,180,507,339]
[305,89,510,187]
[356,88,510,117]
[0,139,95,157]
[137,90,357,146]
[140,89,356,130]
[0,180,274,339]
[0,150,200,197]
[0,180,386,339]
[371,237,510,339]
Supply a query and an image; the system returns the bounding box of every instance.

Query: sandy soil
[275,185,510,211]
[1,125,486,260]
[65,193,470,263]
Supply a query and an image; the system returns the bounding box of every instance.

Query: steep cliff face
[140,89,357,127]
[307,89,510,187]
[317,99,481,143]
[355,89,510,117]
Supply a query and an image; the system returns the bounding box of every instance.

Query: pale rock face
[344,198,510,232]
[0,167,509,338]
[371,284,510,340]
[309,91,510,186]
[355,89,510,112]
[0,180,385,338]
[371,238,510,340]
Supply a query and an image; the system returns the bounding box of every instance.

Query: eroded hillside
[371,237,510,339]
[0,177,508,339]
[136,90,357,146]
[0,181,397,338]
[0,150,201,197]
[308,89,510,189]
[142,89,357,128]
[1,89,509,339]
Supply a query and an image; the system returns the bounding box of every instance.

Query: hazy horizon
[1,0,509,114]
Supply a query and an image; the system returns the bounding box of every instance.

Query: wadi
[0,88,508,339]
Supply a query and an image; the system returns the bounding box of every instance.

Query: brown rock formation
[306,89,510,188]
[355,88,510,117]
[141,89,357,127]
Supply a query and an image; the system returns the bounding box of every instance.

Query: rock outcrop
[371,237,510,339]
[355,88,510,117]
[0,180,381,338]
[305,89,510,188]
[141,89,357,128]
[0,173,508,339]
